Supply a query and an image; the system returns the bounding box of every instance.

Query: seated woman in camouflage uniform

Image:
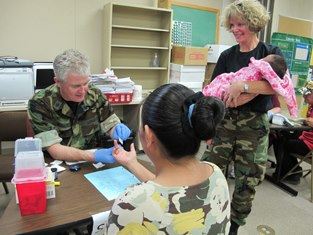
[28,49,131,163]
[105,84,230,234]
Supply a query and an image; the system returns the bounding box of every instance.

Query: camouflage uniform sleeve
[28,97,62,148]
[94,88,121,133]
[34,130,62,148]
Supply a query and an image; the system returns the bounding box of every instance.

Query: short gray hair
[53,49,90,82]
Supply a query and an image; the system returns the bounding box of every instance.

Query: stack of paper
[91,69,134,94]
[115,77,134,93]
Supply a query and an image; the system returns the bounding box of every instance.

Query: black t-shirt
[212,41,283,113]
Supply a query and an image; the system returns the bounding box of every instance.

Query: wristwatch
[243,83,249,93]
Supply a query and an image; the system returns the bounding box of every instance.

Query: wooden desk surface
[0,160,150,235]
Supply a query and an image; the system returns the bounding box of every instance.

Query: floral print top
[105,162,230,235]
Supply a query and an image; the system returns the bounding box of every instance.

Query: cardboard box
[171,46,208,65]
[170,63,206,83]
[204,63,217,86]
[206,44,231,63]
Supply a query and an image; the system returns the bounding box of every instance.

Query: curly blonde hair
[221,0,270,33]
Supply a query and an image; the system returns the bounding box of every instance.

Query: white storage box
[177,81,203,92]
[170,63,206,83]
[206,44,231,63]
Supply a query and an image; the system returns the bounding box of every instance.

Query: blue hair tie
[188,103,195,127]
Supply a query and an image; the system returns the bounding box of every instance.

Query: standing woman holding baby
[201,1,286,234]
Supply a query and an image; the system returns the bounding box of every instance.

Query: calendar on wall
[172,20,192,46]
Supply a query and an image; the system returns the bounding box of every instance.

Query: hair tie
[188,103,195,127]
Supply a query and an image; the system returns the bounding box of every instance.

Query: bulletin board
[163,1,219,47]
[271,32,313,91]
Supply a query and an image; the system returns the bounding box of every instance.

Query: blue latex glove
[113,123,131,141]
[94,147,116,164]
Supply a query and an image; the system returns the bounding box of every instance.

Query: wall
[0,0,156,73]
[0,0,312,73]
[272,0,313,38]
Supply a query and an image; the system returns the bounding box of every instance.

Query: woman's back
[106,163,230,234]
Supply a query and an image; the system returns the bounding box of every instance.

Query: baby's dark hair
[141,83,225,159]
[267,54,287,79]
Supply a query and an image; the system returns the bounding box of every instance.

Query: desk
[0,156,152,235]
[266,124,312,196]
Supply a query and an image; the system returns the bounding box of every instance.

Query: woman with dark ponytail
[105,83,230,234]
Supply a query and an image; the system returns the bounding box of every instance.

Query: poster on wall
[271,32,313,93]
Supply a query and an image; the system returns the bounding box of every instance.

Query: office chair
[0,111,28,194]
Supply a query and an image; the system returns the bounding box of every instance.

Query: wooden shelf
[111,44,169,50]
[112,25,170,32]
[103,3,172,90]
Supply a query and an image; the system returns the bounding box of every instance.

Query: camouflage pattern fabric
[202,109,269,226]
[106,163,230,234]
[28,84,120,149]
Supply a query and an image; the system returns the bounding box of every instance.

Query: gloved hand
[94,147,116,164]
[113,123,131,141]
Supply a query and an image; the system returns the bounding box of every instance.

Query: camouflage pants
[202,109,269,226]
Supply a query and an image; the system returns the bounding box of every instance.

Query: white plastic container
[14,137,42,157]
[13,151,46,183]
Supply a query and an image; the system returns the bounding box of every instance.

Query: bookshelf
[103,3,172,90]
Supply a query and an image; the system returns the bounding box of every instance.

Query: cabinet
[103,3,172,90]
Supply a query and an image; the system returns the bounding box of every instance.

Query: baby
[202,54,297,117]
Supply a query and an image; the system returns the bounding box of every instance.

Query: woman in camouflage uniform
[201,1,288,234]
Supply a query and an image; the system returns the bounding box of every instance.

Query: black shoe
[283,174,300,185]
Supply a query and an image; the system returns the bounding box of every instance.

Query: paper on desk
[84,166,140,200]
[65,160,87,165]
[50,160,63,165]
[91,210,110,235]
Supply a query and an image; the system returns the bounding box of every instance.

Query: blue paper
[84,166,140,200]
